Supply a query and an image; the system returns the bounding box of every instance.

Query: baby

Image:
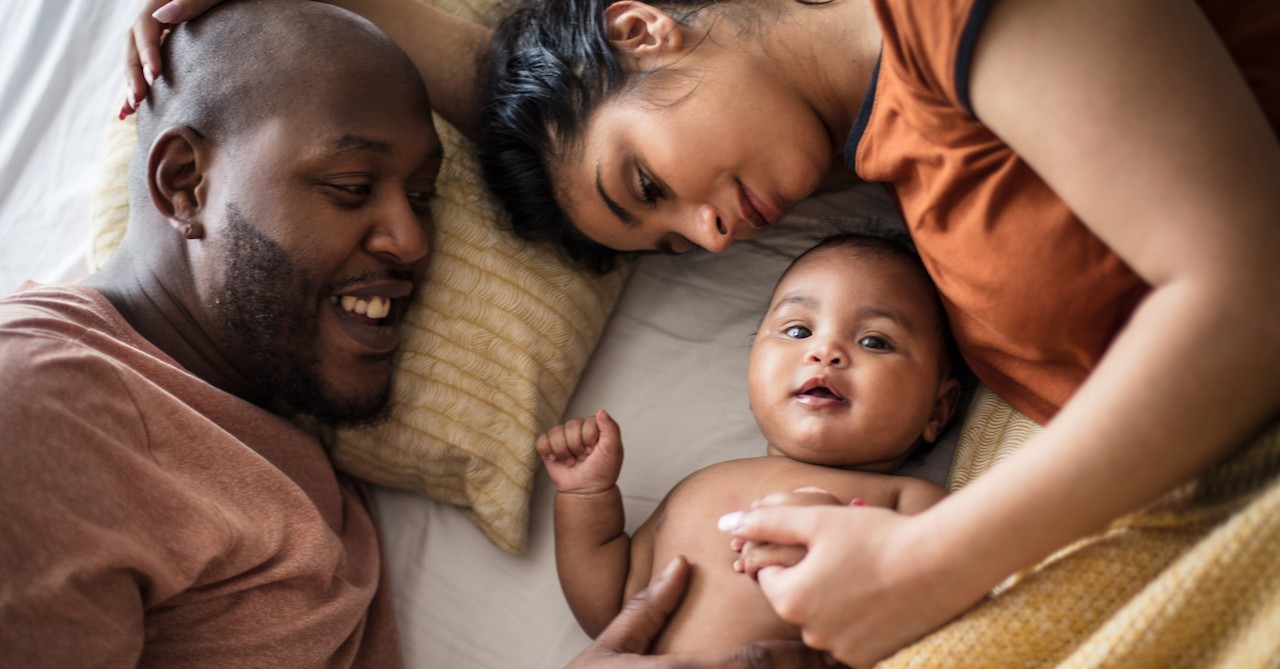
[537,233,962,654]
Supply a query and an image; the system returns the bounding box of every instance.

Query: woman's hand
[725,487,848,576]
[570,556,837,668]
[123,0,226,119]
[721,500,977,669]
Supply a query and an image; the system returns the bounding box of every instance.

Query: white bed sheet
[0,0,139,294]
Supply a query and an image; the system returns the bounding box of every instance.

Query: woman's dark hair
[479,0,719,274]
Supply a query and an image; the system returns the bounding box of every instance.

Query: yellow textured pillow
[90,91,626,554]
[946,383,1043,491]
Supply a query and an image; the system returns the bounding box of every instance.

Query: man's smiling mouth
[333,295,393,321]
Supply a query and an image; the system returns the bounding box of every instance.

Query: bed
[6,1,1277,667]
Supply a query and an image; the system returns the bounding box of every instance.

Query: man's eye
[638,169,661,205]
[785,325,812,339]
[326,183,371,199]
[407,191,434,215]
[860,336,891,350]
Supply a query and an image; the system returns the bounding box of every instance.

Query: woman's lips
[738,181,781,229]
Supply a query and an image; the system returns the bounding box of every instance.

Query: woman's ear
[922,377,963,443]
[603,0,683,58]
[148,126,208,240]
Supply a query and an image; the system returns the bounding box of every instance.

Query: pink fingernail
[851,497,866,506]
[152,3,181,23]
[717,511,743,532]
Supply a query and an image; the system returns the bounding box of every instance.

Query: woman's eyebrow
[595,161,641,229]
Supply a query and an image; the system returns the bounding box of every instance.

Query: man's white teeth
[334,295,391,320]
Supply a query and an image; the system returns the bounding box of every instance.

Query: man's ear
[148,126,209,240]
[603,0,683,59]
[922,377,963,443]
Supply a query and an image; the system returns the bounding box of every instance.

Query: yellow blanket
[886,386,1280,668]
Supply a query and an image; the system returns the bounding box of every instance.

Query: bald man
[0,1,439,664]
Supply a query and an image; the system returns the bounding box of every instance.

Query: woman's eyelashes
[637,167,662,205]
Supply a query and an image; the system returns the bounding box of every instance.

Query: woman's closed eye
[637,167,663,205]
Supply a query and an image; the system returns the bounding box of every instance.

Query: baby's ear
[603,1,684,60]
[922,377,962,443]
[148,126,209,240]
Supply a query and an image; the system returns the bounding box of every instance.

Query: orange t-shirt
[850,0,1280,425]
[0,284,401,667]
[849,0,1280,427]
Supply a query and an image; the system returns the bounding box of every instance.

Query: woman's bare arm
[326,0,490,139]
[948,0,1280,604]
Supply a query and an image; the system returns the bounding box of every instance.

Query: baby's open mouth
[800,386,842,400]
[796,378,846,404]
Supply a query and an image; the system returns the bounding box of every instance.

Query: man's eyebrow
[322,134,393,155]
[595,161,640,228]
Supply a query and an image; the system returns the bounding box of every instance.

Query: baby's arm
[892,476,948,515]
[537,410,632,637]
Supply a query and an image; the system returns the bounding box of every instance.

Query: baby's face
[748,246,950,471]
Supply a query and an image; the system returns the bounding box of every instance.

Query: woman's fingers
[123,0,228,118]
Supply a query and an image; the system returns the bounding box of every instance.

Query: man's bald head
[131,0,427,199]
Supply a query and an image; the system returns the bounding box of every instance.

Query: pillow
[89,46,627,554]
[946,384,1043,492]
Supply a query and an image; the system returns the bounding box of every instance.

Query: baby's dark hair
[480,0,780,274]
[780,232,963,382]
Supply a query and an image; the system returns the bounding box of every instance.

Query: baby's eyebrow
[770,293,819,312]
[857,305,904,322]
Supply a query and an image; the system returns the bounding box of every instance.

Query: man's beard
[214,204,392,427]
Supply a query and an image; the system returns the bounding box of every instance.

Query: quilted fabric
[891,385,1280,668]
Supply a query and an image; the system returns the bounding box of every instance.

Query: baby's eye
[860,336,891,350]
[785,325,812,339]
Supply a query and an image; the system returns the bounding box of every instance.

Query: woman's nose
[690,203,732,253]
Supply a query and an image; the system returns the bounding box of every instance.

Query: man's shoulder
[0,282,116,339]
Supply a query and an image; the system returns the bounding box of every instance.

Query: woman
[127,0,1280,666]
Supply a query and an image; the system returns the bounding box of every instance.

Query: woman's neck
[766,0,883,149]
